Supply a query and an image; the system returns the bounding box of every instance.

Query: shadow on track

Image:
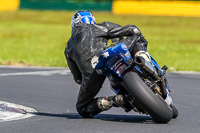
[31,112,153,123]
[94,114,152,123]
[32,112,82,119]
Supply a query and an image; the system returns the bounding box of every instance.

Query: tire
[122,72,173,123]
[170,105,178,119]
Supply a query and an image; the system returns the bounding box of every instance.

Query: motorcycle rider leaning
[65,10,151,118]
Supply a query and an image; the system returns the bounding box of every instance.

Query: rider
[65,10,150,118]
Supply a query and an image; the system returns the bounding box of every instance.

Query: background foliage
[0,10,200,71]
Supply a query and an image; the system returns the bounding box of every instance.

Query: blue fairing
[96,43,164,79]
[95,43,133,78]
[150,55,161,69]
[150,54,166,76]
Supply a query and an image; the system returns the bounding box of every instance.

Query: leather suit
[65,21,148,118]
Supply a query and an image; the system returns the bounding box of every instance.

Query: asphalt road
[0,66,200,133]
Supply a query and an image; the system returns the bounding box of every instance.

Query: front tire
[170,105,178,119]
[122,72,173,123]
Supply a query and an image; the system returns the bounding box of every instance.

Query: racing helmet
[71,10,96,28]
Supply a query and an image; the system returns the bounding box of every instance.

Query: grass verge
[0,10,200,71]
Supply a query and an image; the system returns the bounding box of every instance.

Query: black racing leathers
[65,21,148,118]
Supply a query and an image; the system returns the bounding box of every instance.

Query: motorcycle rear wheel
[122,72,173,123]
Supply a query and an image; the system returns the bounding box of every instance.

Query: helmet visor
[79,11,96,24]
[81,16,95,24]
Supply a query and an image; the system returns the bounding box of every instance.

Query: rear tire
[122,72,173,123]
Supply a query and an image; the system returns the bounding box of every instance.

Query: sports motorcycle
[95,43,178,123]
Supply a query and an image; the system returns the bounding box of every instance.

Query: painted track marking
[0,101,37,122]
[0,70,70,76]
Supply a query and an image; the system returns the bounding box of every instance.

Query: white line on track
[170,71,200,75]
[0,65,66,69]
[0,65,200,76]
[0,70,71,76]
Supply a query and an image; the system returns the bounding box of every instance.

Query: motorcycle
[95,43,178,123]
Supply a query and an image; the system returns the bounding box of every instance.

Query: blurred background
[0,0,200,71]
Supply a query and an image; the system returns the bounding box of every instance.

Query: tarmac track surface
[0,66,200,133]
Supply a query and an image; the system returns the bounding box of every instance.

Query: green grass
[0,10,200,71]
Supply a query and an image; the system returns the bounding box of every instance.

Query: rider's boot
[97,95,125,111]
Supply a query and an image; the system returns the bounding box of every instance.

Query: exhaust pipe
[135,56,160,80]
[135,56,167,99]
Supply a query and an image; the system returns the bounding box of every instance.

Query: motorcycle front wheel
[122,72,173,123]
[170,104,178,119]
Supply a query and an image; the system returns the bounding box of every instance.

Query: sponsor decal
[102,52,109,58]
